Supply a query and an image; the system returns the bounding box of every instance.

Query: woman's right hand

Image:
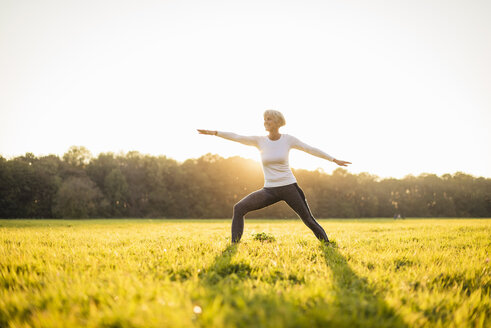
[197,129,217,136]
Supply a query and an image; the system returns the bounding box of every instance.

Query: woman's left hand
[334,159,352,167]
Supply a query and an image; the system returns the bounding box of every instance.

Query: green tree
[53,176,105,218]
[2,147,490,219]
[63,146,92,168]
[104,168,129,216]
[86,152,119,191]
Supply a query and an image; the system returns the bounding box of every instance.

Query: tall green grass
[0,219,490,327]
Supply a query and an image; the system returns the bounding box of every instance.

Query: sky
[1,0,490,179]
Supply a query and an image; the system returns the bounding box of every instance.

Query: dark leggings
[232,183,329,243]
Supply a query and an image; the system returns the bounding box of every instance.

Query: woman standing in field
[198,110,351,243]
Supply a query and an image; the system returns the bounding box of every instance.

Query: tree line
[0,146,489,219]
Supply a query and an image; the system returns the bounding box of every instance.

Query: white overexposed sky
[1,0,490,178]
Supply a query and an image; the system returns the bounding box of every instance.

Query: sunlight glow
[0,0,490,178]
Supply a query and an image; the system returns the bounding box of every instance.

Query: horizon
[2,145,489,180]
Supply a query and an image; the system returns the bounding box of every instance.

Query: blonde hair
[263,109,286,127]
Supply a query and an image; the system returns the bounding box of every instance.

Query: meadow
[0,219,489,328]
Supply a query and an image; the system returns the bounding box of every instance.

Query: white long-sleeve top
[217,131,335,187]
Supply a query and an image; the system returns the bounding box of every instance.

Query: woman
[198,110,351,243]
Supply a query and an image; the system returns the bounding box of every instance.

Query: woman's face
[264,115,278,131]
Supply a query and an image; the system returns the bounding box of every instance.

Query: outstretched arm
[197,129,258,147]
[291,136,351,167]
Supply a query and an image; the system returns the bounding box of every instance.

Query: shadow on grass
[320,243,407,328]
[198,243,242,285]
[195,242,407,328]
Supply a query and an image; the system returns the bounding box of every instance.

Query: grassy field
[0,219,490,328]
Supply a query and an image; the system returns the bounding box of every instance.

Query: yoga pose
[198,110,351,243]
